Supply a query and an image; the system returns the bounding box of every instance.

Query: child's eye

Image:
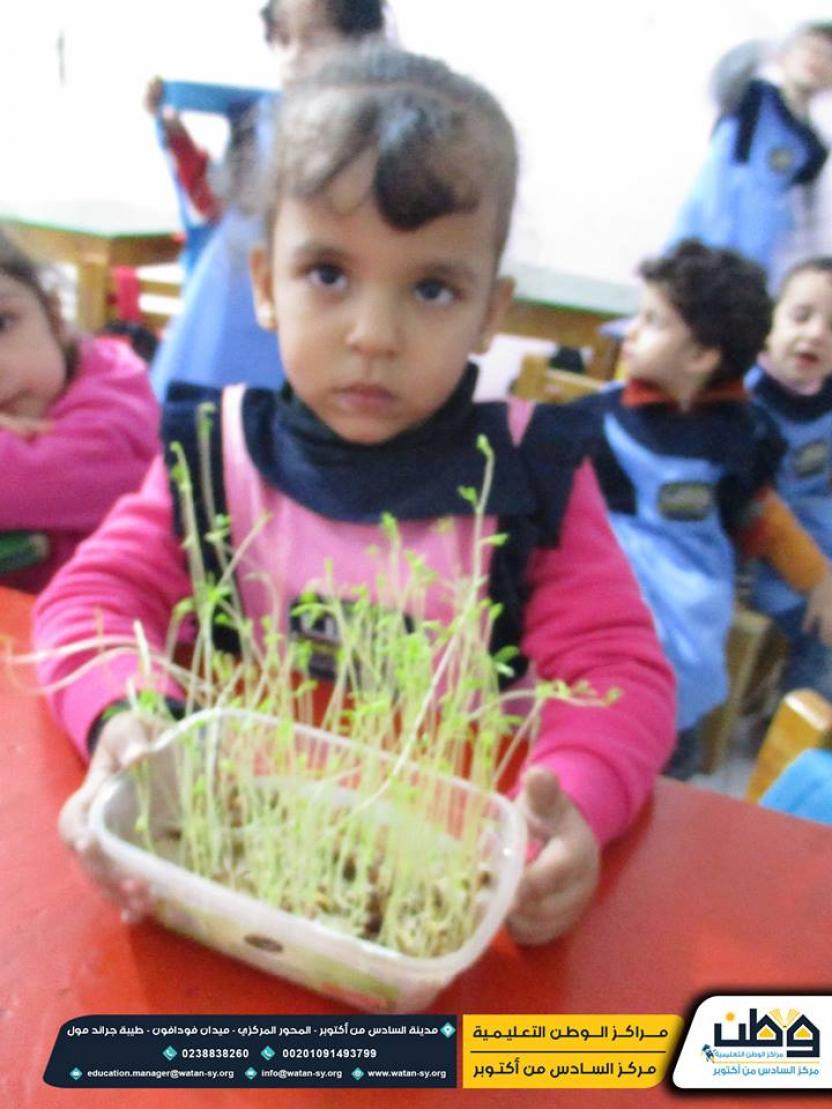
[308,263,346,291]
[415,279,456,306]
[0,312,16,333]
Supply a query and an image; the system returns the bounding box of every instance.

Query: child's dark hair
[639,238,771,384]
[325,0,384,35]
[0,228,76,374]
[777,254,832,297]
[794,22,832,44]
[267,0,384,37]
[257,44,518,259]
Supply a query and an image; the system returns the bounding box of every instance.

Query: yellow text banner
[463,1013,683,1089]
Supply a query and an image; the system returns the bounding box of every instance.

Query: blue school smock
[671,79,827,274]
[748,367,832,616]
[149,95,285,400]
[565,384,783,729]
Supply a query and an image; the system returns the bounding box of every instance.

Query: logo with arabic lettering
[673,995,828,1090]
[701,1007,820,1078]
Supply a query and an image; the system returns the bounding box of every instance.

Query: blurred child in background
[38,46,675,945]
[671,22,832,286]
[562,239,832,778]
[0,231,159,592]
[748,256,832,700]
[146,0,386,400]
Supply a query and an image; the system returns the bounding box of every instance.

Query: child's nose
[346,291,401,359]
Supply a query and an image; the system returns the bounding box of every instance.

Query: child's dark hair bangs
[373,91,482,230]
[265,45,517,252]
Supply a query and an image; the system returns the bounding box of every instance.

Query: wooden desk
[505,262,638,380]
[1,585,829,1108]
[1,202,182,331]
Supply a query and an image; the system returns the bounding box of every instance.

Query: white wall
[3,0,832,286]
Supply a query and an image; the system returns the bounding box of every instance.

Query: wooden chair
[746,688,832,802]
[699,606,787,773]
[510,354,604,403]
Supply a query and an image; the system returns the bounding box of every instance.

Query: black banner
[44,1014,457,1088]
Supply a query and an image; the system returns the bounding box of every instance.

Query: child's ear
[249,246,277,331]
[688,343,721,381]
[473,276,514,355]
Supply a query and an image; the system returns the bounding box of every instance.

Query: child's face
[622,283,718,401]
[264,0,347,84]
[781,32,832,95]
[764,269,832,395]
[251,157,512,445]
[0,273,66,419]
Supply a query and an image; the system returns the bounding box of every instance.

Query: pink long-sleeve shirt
[2,336,160,592]
[34,389,674,846]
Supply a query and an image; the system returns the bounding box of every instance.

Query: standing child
[671,22,832,285]
[146,0,386,400]
[0,231,159,593]
[37,46,675,945]
[562,239,832,778]
[748,256,832,699]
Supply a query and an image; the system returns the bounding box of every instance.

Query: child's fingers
[508,847,598,945]
[506,899,583,946]
[516,767,569,861]
[58,763,113,850]
[509,774,601,946]
[515,822,572,900]
[67,821,153,922]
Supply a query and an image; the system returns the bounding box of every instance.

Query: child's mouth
[794,351,819,369]
[336,384,397,413]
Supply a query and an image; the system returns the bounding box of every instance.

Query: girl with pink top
[0,231,159,592]
[36,46,675,945]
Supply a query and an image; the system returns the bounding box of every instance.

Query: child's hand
[507,768,600,945]
[144,75,183,133]
[804,569,832,645]
[143,76,165,115]
[58,711,155,923]
[0,412,52,439]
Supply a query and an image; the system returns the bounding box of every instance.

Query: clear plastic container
[89,709,526,1012]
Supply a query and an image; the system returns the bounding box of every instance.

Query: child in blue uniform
[564,239,832,778]
[671,23,832,284]
[146,0,385,400]
[747,256,832,699]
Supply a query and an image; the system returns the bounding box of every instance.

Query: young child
[0,231,159,593]
[562,239,832,778]
[36,46,675,946]
[747,257,832,700]
[146,0,386,400]
[671,22,832,285]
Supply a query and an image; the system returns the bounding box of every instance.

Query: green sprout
[29,426,618,960]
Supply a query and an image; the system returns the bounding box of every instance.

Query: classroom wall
[3,0,832,288]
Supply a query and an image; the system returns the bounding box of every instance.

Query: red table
[1,585,829,1108]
